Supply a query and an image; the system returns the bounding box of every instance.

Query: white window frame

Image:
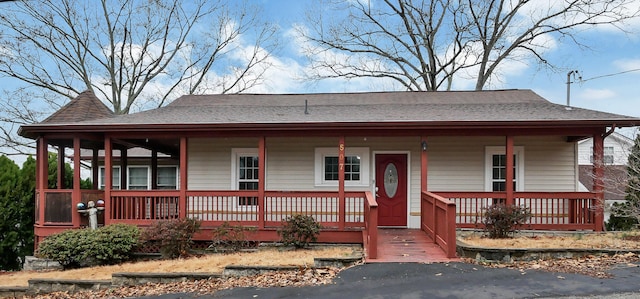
[314,147,370,187]
[127,166,151,190]
[230,148,261,207]
[157,166,179,190]
[98,166,121,190]
[484,146,525,192]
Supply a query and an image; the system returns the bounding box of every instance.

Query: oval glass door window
[384,163,398,198]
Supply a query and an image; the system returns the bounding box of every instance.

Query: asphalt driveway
[145,262,640,299]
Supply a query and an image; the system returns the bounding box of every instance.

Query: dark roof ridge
[41,90,114,124]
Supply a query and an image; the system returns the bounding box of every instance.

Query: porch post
[57,145,65,189]
[258,136,266,229]
[505,136,515,205]
[338,136,345,230]
[120,147,127,190]
[179,137,188,219]
[592,133,605,231]
[151,150,158,189]
[72,137,81,228]
[92,149,99,189]
[421,136,428,193]
[104,136,112,225]
[37,137,47,225]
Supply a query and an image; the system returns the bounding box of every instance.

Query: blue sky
[256,1,640,122]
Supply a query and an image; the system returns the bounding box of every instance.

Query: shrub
[482,204,531,239]
[278,214,321,248]
[210,222,257,252]
[37,224,140,269]
[140,218,201,259]
[606,202,639,231]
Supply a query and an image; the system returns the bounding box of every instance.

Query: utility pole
[566,70,581,107]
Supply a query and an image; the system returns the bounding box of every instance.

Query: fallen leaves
[22,267,341,299]
[464,252,640,279]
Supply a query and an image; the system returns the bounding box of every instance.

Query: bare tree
[299,0,639,91]
[0,0,278,155]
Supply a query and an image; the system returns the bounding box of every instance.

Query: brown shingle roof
[74,89,638,125]
[41,90,114,124]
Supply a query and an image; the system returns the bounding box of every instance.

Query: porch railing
[36,190,106,226]
[362,192,378,259]
[421,191,457,258]
[435,191,598,230]
[110,190,180,225]
[186,190,366,230]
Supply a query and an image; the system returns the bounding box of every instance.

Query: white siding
[188,138,258,190]
[578,133,633,166]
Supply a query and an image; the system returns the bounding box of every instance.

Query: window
[98,166,121,190]
[157,166,178,190]
[128,166,150,190]
[485,146,524,192]
[232,149,259,206]
[315,147,369,186]
[590,146,614,164]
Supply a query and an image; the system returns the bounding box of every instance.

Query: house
[578,132,635,221]
[18,89,640,258]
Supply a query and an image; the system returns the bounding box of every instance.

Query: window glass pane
[238,155,259,206]
[491,154,517,192]
[324,155,361,181]
[157,167,177,189]
[129,167,148,190]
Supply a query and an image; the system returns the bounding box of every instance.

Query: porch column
[92,149,99,189]
[151,150,158,189]
[592,133,605,231]
[57,145,65,189]
[37,137,48,225]
[72,137,82,228]
[104,136,113,225]
[258,136,266,229]
[179,138,188,219]
[120,147,127,189]
[421,136,428,193]
[505,136,515,205]
[338,136,345,230]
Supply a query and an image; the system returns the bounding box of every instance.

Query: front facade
[19,90,640,258]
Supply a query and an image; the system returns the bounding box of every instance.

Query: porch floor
[366,229,460,263]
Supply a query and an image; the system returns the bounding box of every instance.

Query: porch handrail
[421,191,457,258]
[363,191,378,259]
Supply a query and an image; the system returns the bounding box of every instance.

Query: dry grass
[0,246,361,287]
[460,231,640,249]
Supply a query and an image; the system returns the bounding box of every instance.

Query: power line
[581,68,640,82]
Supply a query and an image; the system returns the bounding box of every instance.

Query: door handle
[375,186,379,198]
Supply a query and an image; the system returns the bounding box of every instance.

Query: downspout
[602,124,616,139]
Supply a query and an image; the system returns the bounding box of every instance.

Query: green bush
[140,218,201,259]
[210,222,257,252]
[278,214,321,248]
[37,224,140,269]
[606,202,638,231]
[482,204,531,238]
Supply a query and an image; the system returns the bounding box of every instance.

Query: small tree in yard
[482,204,531,239]
[278,215,321,249]
[609,134,640,230]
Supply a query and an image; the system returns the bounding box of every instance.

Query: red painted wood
[593,133,605,231]
[363,191,378,259]
[258,136,266,229]
[421,191,457,258]
[506,135,514,205]
[72,138,81,228]
[104,136,112,225]
[338,136,345,230]
[179,137,188,219]
[376,154,407,226]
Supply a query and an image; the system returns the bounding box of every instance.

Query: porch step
[366,229,459,263]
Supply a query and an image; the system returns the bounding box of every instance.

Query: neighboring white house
[578,132,635,221]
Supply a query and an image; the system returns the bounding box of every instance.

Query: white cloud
[579,88,617,101]
[613,59,640,71]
